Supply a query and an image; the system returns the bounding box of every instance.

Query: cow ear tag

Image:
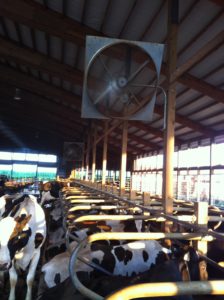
[98,225,112,231]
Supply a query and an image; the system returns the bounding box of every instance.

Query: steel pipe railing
[67,205,128,212]
[65,195,106,200]
[69,232,217,300]
[106,280,224,299]
[67,199,118,204]
[69,214,224,225]
[74,181,224,237]
[82,232,215,243]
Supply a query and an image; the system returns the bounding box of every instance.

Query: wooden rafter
[154,103,217,137]
[0,83,86,128]
[0,112,76,141]
[209,0,224,8]
[172,31,224,82]
[178,73,224,104]
[113,127,160,151]
[0,0,100,46]
[0,101,81,138]
[0,62,218,142]
[97,128,140,155]
[0,37,84,86]
[131,120,183,146]
[0,64,81,109]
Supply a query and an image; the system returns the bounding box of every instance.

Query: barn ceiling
[0,0,223,158]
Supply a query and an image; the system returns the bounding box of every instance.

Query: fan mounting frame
[81,36,165,121]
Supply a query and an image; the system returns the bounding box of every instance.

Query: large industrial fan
[63,142,84,162]
[81,36,164,121]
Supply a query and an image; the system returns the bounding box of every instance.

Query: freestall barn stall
[0,0,224,299]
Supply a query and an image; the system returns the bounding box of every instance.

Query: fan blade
[98,55,114,81]
[126,87,141,106]
[94,84,112,105]
[130,83,157,89]
[127,59,150,84]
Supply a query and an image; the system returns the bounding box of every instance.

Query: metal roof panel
[103,0,136,37]
[121,0,164,41]
[84,0,109,31]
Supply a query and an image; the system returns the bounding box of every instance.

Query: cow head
[173,243,208,281]
[0,214,32,271]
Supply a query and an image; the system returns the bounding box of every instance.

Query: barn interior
[0,0,224,299]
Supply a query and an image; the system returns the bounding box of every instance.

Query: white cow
[0,195,46,300]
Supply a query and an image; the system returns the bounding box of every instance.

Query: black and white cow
[0,194,27,219]
[41,244,206,300]
[39,180,63,207]
[0,194,46,300]
[41,239,170,288]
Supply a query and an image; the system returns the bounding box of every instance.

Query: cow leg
[8,264,17,300]
[0,270,4,287]
[25,250,40,300]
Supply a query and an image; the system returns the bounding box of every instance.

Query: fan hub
[117,77,127,88]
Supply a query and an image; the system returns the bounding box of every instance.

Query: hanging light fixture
[14,88,21,100]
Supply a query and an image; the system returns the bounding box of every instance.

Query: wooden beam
[131,120,181,146]
[85,129,91,181]
[0,85,82,123]
[95,120,123,145]
[163,0,178,217]
[0,0,100,47]
[172,31,224,81]
[91,125,97,183]
[0,116,74,142]
[0,0,223,105]
[0,36,83,86]
[113,127,160,151]
[0,122,64,153]
[0,105,79,139]
[0,91,84,133]
[120,121,128,196]
[98,128,141,155]
[102,121,108,186]
[209,0,224,8]
[154,104,217,138]
[0,84,86,127]
[0,64,81,109]
[178,74,224,104]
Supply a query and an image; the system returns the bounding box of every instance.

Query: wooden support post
[162,0,178,232]
[91,125,97,183]
[129,174,136,201]
[209,141,213,205]
[85,133,90,181]
[80,149,85,181]
[143,192,151,206]
[194,201,209,280]
[120,120,128,196]
[194,202,208,255]
[130,190,136,201]
[102,120,108,189]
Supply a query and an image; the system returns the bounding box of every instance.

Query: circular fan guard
[86,42,158,119]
